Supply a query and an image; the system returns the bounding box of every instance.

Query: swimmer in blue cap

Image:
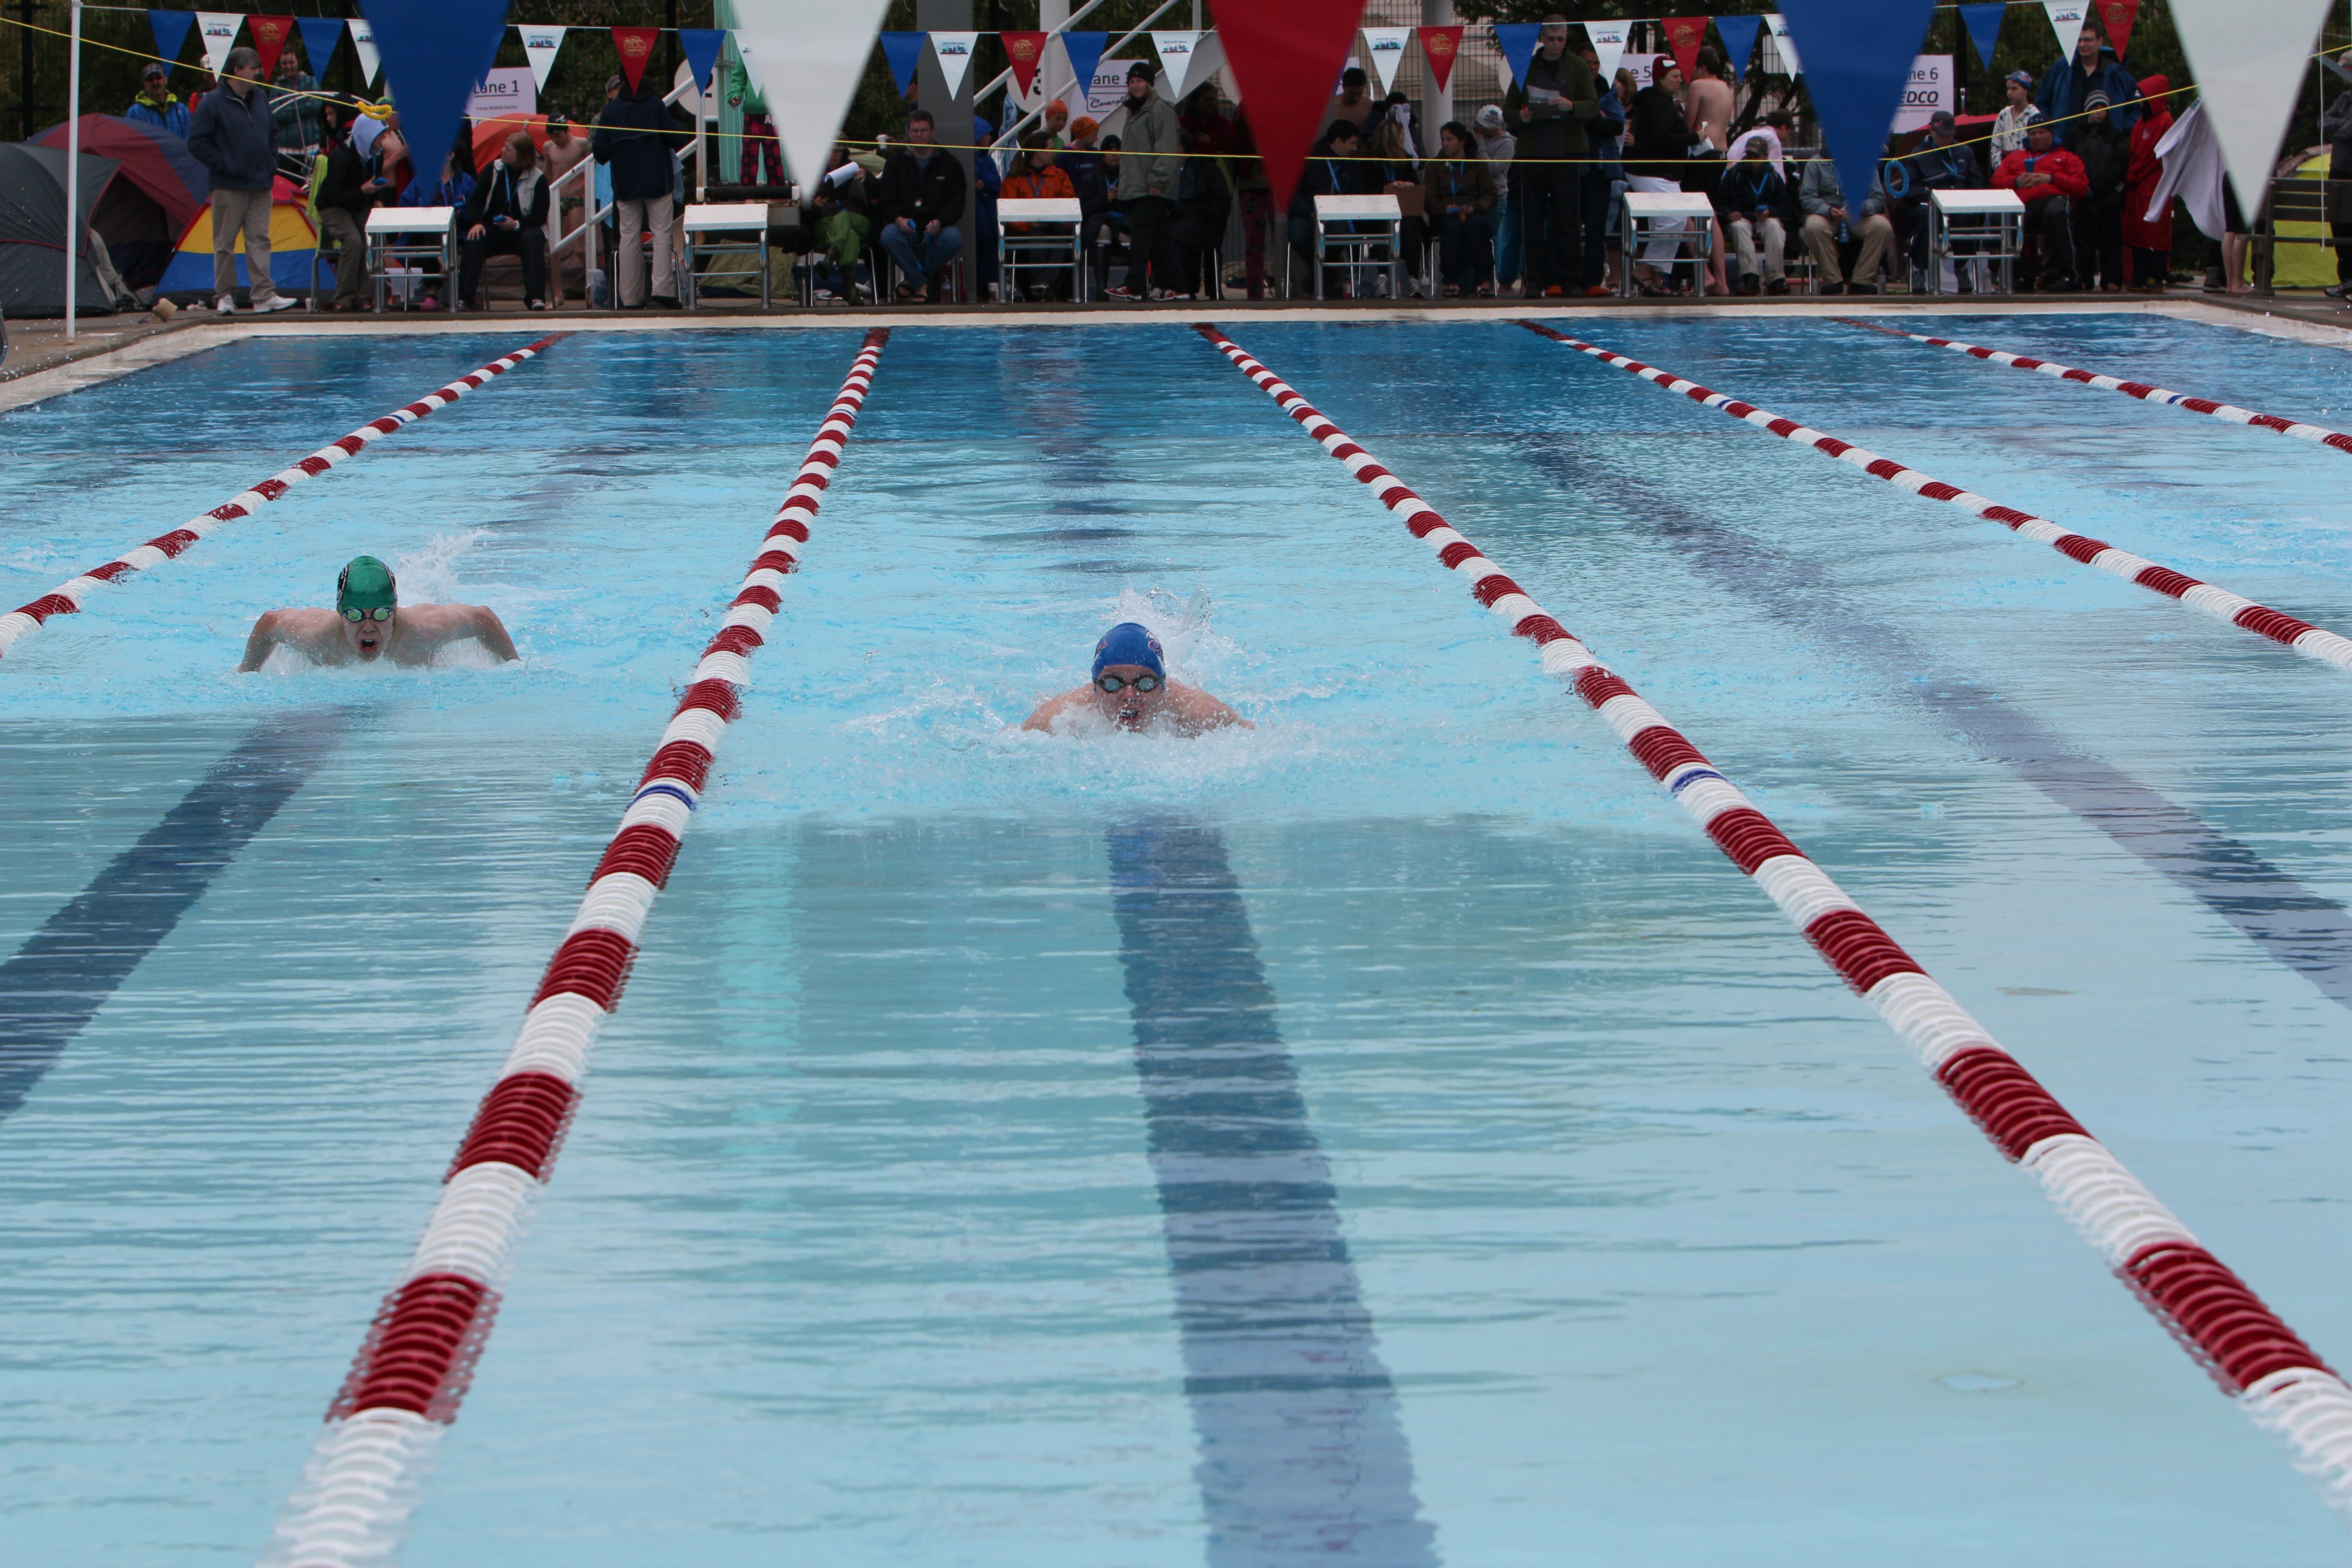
[1021,621,1250,735]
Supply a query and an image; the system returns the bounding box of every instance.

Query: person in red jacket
[2122,74,2176,290]
[1993,114,2089,290]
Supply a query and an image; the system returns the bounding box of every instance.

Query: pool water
[3,314,2350,1566]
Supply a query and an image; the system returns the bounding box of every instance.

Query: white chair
[681,202,774,309]
[1308,193,1401,300]
[996,196,1086,302]
[1928,189,2026,295]
[1619,190,1716,297]
[365,207,454,312]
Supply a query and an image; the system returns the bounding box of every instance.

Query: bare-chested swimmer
[237,555,519,671]
[1022,621,1251,736]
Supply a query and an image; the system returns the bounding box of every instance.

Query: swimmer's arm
[1176,684,1253,731]
[1021,689,1082,731]
[464,604,520,662]
[237,610,289,672]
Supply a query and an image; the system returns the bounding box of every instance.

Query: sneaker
[1104,284,1140,301]
[1819,280,1847,295]
[2325,282,2352,300]
[1765,277,1789,296]
[213,293,237,313]
[1848,281,1879,295]
[1148,288,1193,302]
[1543,284,1565,298]
[253,294,298,313]
[1582,284,1609,298]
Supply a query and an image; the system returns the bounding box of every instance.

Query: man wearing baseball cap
[126,61,189,138]
[1472,103,1520,292]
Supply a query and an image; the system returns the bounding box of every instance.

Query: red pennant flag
[1216,0,1368,210]
[1000,30,1048,97]
[1417,24,1463,93]
[612,25,660,91]
[246,15,294,78]
[2093,0,2140,57]
[1662,16,1710,82]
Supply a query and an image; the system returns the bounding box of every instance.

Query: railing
[984,0,1191,165]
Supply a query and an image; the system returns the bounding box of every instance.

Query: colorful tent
[0,143,120,315]
[156,173,318,296]
[33,113,207,288]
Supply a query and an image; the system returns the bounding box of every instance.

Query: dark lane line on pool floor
[1106,820,1440,1568]
[0,709,345,1122]
[1515,442,2352,1012]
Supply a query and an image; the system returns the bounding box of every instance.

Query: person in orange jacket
[1993,113,2089,290]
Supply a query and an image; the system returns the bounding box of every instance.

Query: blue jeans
[878,221,961,292]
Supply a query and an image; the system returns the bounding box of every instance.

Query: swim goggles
[1098,672,1160,693]
[343,606,394,622]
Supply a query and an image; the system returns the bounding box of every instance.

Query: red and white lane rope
[1195,320,2352,1520]
[0,334,566,664]
[260,328,890,1568]
[1842,316,2352,457]
[1513,320,2352,677]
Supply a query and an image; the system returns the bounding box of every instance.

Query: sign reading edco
[1891,54,1952,132]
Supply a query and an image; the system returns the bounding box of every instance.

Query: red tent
[33,114,208,288]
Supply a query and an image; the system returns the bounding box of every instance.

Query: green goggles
[342,606,394,622]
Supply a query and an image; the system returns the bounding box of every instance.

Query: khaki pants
[1802,211,1893,286]
[1728,214,1786,282]
[615,193,675,306]
[318,207,367,304]
[211,187,278,303]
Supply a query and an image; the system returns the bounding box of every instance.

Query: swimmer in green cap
[237,555,519,671]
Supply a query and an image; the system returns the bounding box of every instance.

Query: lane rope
[258,328,890,1568]
[1512,320,2352,677]
[1839,317,2352,458]
[0,334,567,664]
[1194,319,2352,1521]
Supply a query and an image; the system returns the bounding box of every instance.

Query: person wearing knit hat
[1991,69,2037,164]
[238,555,520,670]
[1043,96,1070,147]
[2071,88,2130,289]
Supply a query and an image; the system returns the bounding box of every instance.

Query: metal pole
[16,0,33,141]
[64,0,82,340]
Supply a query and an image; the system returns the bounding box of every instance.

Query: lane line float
[0,334,568,664]
[1194,320,2352,1521]
[260,328,890,1568]
[1839,316,2352,457]
[1512,320,2352,677]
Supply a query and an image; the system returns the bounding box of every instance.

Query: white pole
[64,0,83,340]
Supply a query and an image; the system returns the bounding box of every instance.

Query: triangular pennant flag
[612,26,660,91]
[362,0,508,166]
[1956,3,2004,74]
[518,24,567,91]
[246,15,293,77]
[1493,22,1541,87]
[1775,0,1937,214]
[1585,20,1632,83]
[1150,31,1204,99]
[148,9,196,68]
[195,13,242,75]
[929,31,980,97]
[679,28,726,94]
[1361,27,1411,93]
[346,16,380,86]
[1763,13,1801,73]
[1662,16,1708,80]
[1058,30,1107,101]
[1000,30,1047,97]
[878,32,923,93]
[1417,24,1463,92]
[2093,0,2140,58]
[738,0,890,184]
[2172,0,2336,212]
[1216,0,1369,210]
[2042,3,2087,64]
[295,15,343,75]
[1713,14,1761,79]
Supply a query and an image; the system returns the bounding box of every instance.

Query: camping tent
[156,172,317,299]
[0,143,120,315]
[33,115,206,289]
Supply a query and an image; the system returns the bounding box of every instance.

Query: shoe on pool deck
[253,294,298,313]
[213,293,237,313]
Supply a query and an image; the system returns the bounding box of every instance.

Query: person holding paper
[1514,15,1601,299]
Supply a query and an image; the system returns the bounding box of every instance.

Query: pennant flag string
[611,24,659,91]
[929,30,980,96]
[193,10,239,74]
[345,15,378,85]
[146,7,194,68]
[1493,21,1541,88]
[679,26,726,95]
[1775,0,1939,212]
[878,30,923,93]
[1361,26,1411,94]
[735,0,893,190]
[1151,29,1205,99]
[517,22,567,91]
[245,14,293,77]
[1713,13,1762,80]
[294,14,343,76]
[1957,2,2004,74]
[1662,15,1708,81]
[1215,0,1368,211]
[1418,24,1462,93]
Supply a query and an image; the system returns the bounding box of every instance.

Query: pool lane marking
[1511,320,2352,678]
[1513,441,2352,1016]
[0,334,567,665]
[1838,317,2352,456]
[1194,321,2352,1522]
[260,328,889,1568]
[1106,819,1441,1566]
[0,710,343,1125]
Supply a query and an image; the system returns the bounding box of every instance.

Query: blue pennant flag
[1058,30,1107,99]
[879,31,925,94]
[679,27,726,94]
[1493,23,1540,88]
[1957,3,2005,76]
[1775,0,1939,222]
[147,8,194,69]
[359,0,511,174]
[1713,14,1763,81]
[295,15,344,75]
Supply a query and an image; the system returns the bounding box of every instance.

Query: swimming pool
[4,310,2350,1565]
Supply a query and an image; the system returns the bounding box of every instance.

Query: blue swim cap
[1093,621,1164,680]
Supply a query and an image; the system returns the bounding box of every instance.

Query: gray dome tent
[0,143,122,317]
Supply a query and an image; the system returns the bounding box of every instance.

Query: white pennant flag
[518,24,569,92]
[1149,30,1203,100]
[2041,2,2088,65]
[1763,13,1801,74]
[345,17,380,87]
[735,0,890,185]
[2171,0,2337,213]
[1586,20,1632,83]
[196,12,242,75]
[1360,27,1411,93]
[929,30,980,97]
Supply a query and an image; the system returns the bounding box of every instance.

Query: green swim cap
[336,555,397,615]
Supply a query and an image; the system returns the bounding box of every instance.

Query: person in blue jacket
[126,62,190,138]
[2035,23,2140,146]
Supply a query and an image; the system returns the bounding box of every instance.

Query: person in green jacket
[1107,61,1187,299]
[727,45,782,184]
[1513,14,1601,296]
